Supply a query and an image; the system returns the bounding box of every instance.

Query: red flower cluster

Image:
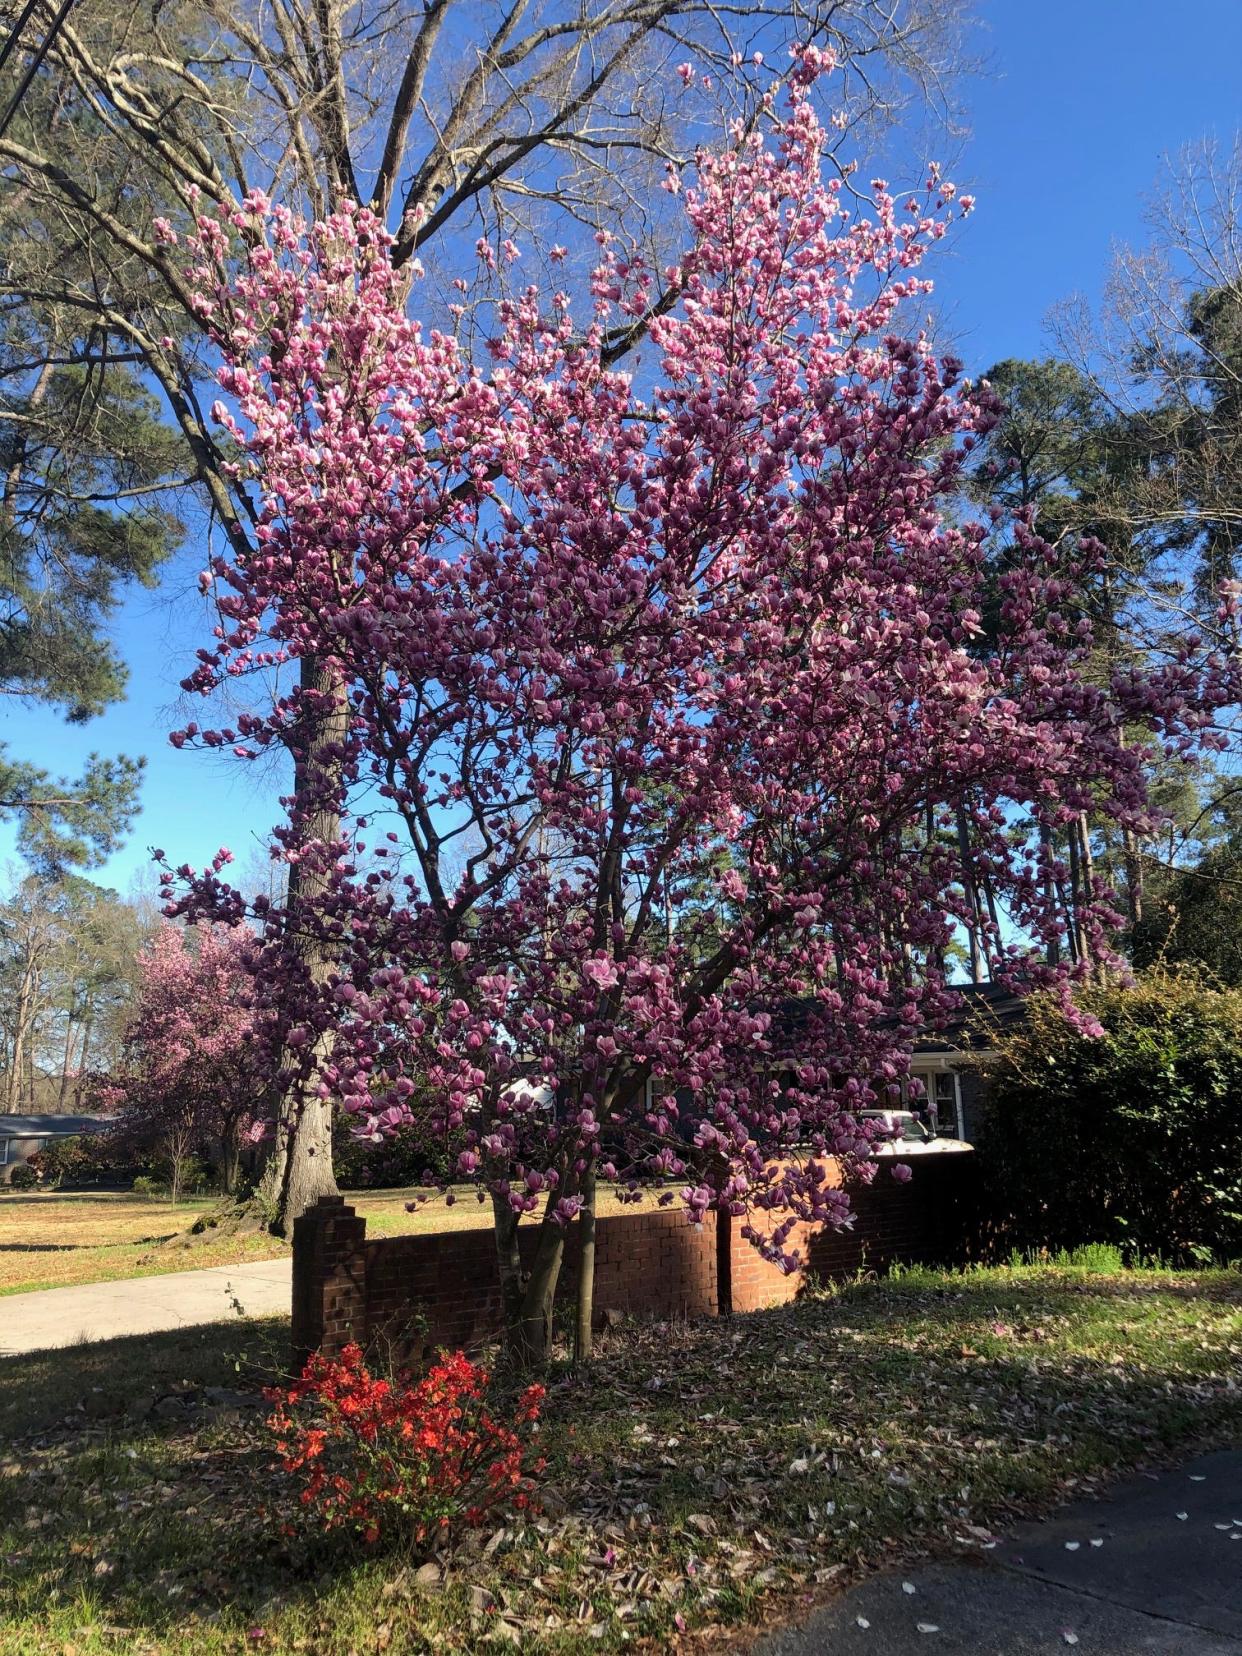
[265,1345,545,1547]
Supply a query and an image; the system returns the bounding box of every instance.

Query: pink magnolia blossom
[161,57,1238,1276]
[107,924,270,1194]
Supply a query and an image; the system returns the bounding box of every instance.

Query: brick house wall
[292,1150,975,1369]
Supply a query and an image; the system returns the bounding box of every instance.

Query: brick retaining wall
[291,1151,975,1369]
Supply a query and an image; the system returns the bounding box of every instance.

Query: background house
[910,983,1026,1140]
[0,1114,110,1184]
[770,982,1028,1144]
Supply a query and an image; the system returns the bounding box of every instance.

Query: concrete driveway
[0,1258,291,1356]
[757,1448,1242,1654]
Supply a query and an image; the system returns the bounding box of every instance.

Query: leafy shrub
[169,1155,213,1196]
[265,1345,544,1550]
[975,970,1242,1265]
[333,1113,466,1190]
[133,1155,214,1200]
[7,1163,39,1190]
[26,1135,88,1188]
[26,1133,135,1189]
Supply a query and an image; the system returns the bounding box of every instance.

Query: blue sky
[9,0,1242,895]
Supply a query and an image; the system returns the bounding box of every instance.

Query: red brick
[290,1155,976,1366]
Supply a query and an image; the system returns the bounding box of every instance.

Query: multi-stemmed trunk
[490,1161,601,1375]
[492,1194,567,1372]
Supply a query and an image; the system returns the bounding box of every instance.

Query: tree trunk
[6,959,37,1113]
[6,1016,25,1113]
[263,654,346,1235]
[220,1133,242,1195]
[490,1192,569,1373]
[496,1192,572,1371]
[264,1093,336,1229]
[72,1014,94,1109]
[574,1164,597,1366]
[513,1221,566,1373]
[1123,826,1144,929]
[1076,813,1098,973]
[956,799,984,982]
[491,1188,526,1328]
[1116,730,1143,931]
[1056,875,1079,963]
[57,1016,78,1108]
[168,1136,184,1204]
[1067,821,1091,967]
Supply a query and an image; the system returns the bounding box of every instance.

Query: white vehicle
[858,1108,972,1155]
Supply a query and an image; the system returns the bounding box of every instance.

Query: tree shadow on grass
[0,1318,291,1437]
[0,1237,184,1252]
[0,1318,369,1643]
[1,1277,1240,1650]
[0,1193,163,1206]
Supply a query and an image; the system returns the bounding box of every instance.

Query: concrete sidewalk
[0,1257,291,1356]
[757,1448,1242,1654]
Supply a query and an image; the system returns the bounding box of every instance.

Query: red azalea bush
[265,1345,545,1549]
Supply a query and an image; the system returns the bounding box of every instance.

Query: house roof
[773,981,1027,1057]
[914,982,1028,1053]
[0,1114,111,1138]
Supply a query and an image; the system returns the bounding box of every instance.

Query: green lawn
[2,1261,1240,1653]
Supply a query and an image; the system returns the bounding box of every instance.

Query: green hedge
[973,971,1242,1265]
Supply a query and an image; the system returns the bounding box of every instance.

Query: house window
[929,1071,961,1138]
[911,1070,962,1138]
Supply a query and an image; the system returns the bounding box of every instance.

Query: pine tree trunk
[58,1017,77,1108]
[1068,821,1091,966]
[1123,827,1144,928]
[72,1014,94,1109]
[6,961,37,1113]
[1077,813,1098,972]
[1066,822,1082,960]
[956,799,984,981]
[574,1164,597,1366]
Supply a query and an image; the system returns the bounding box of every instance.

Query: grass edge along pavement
[748,1443,1242,1656]
[2,1259,1241,1654]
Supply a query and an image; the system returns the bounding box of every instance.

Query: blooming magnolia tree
[162,52,1237,1366]
[107,923,266,1197]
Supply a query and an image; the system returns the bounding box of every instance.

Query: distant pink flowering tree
[162,52,1237,1365]
[110,924,266,1198]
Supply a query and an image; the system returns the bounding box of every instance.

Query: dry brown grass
[0,1184,645,1296]
[357,1183,639,1236]
[0,1191,284,1293]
